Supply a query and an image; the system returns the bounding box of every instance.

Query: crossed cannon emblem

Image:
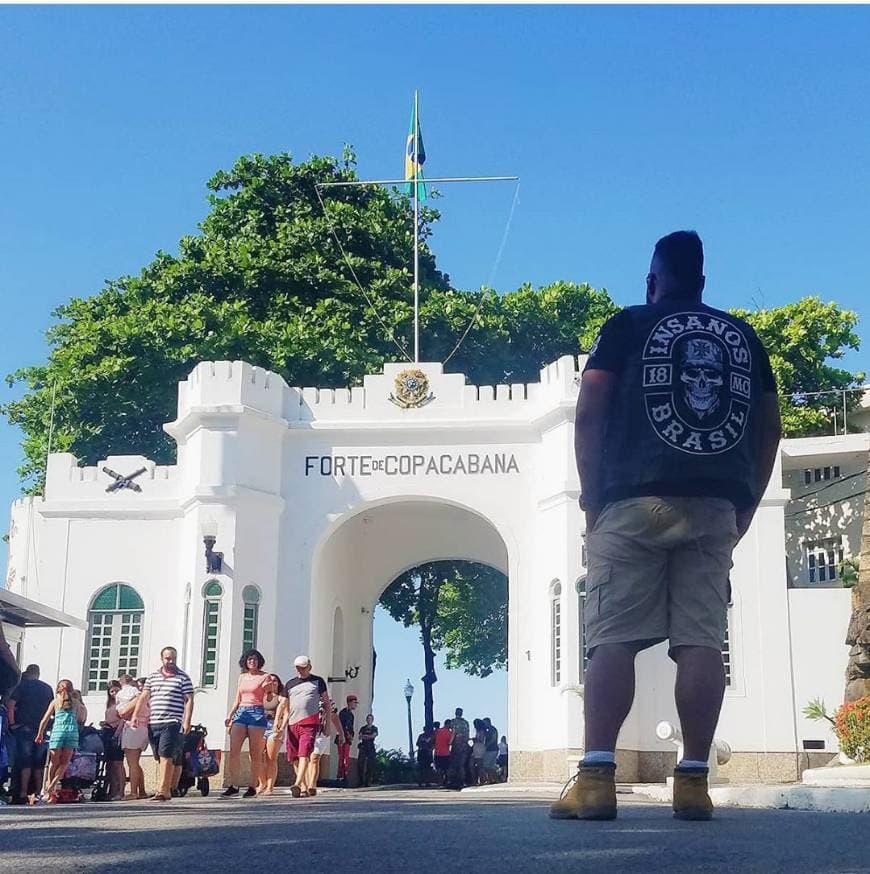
[102,466,146,493]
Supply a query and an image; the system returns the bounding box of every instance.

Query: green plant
[834,696,870,763]
[839,558,860,589]
[803,697,835,726]
[373,748,416,785]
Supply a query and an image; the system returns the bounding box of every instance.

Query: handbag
[195,748,221,777]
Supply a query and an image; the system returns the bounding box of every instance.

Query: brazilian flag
[404,103,427,201]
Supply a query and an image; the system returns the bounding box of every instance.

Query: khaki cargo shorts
[584,496,738,657]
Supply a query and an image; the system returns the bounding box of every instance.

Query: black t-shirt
[484,725,499,752]
[338,706,355,738]
[585,304,777,509]
[358,724,378,749]
[9,677,54,730]
[587,309,777,391]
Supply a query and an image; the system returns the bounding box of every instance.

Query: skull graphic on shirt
[679,338,724,419]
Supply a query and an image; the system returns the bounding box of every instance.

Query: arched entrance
[308,497,511,776]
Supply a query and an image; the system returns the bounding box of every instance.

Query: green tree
[379,561,507,729]
[734,298,864,437]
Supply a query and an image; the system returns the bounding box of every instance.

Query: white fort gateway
[5,355,866,783]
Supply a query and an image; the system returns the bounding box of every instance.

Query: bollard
[655,721,731,785]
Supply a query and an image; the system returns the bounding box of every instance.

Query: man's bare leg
[672,645,726,763]
[156,757,174,797]
[583,643,644,753]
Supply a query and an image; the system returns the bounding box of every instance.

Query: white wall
[788,588,853,752]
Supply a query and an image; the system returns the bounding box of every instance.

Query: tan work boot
[549,764,617,820]
[672,768,713,821]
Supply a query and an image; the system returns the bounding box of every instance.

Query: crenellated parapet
[166,355,585,428]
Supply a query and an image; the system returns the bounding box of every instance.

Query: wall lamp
[201,516,223,574]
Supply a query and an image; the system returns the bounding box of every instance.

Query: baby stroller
[52,725,108,803]
[177,723,220,797]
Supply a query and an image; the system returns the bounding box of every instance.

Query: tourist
[35,679,79,801]
[257,672,283,795]
[482,717,499,784]
[357,713,378,787]
[497,736,509,782]
[470,719,486,785]
[415,724,435,786]
[553,230,781,822]
[433,719,452,786]
[276,655,332,798]
[337,693,357,782]
[447,707,469,789]
[222,648,271,798]
[131,646,194,802]
[7,663,53,804]
[102,680,126,800]
[118,677,149,800]
[309,703,335,792]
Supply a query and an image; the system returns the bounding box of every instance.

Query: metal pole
[406,695,415,763]
[318,176,519,187]
[413,89,420,363]
[46,381,57,468]
[843,389,848,435]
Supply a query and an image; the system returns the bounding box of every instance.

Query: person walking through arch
[223,649,271,797]
[276,655,333,798]
[552,231,781,822]
[131,646,194,802]
[256,672,283,796]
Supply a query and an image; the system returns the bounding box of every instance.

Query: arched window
[85,584,144,692]
[550,581,562,686]
[241,586,260,653]
[202,581,223,688]
[576,577,589,683]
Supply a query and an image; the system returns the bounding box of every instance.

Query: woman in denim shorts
[222,649,271,798]
[255,673,283,796]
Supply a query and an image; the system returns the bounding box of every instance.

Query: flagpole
[413,89,420,363]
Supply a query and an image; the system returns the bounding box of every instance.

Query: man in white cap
[276,656,333,797]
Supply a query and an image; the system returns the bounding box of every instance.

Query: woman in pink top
[223,649,271,797]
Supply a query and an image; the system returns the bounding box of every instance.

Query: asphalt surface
[2,789,869,873]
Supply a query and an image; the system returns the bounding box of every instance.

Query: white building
[4,357,862,782]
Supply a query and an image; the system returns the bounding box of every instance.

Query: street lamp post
[404,679,415,764]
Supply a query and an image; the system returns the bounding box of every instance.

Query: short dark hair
[653,230,704,297]
[455,707,463,717]
[160,646,177,658]
[432,721,441,730]
[239,648,266,670]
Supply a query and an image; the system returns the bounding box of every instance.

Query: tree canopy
[735,298,864,437]
[379,561,508,727]
[3,151,617,490]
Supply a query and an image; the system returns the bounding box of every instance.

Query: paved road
[2,789,868,873]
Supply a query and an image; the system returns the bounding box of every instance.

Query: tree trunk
[845,457,870,703]
[421,621,437,729]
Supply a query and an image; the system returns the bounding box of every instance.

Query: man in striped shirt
[132,646,194,801]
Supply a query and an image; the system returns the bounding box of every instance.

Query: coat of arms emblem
[389,368,434,409]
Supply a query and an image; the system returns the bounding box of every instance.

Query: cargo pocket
[584,564,612,634]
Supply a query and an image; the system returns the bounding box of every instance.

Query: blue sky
[2,5,869,749]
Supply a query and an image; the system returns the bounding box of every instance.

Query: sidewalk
[463,780,870,813]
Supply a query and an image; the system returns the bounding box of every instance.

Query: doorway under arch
[310,497,511,767]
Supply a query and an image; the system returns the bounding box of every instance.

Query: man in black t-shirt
[8,663,53,804]
[551,231,782,824]
[336,694,357,782]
